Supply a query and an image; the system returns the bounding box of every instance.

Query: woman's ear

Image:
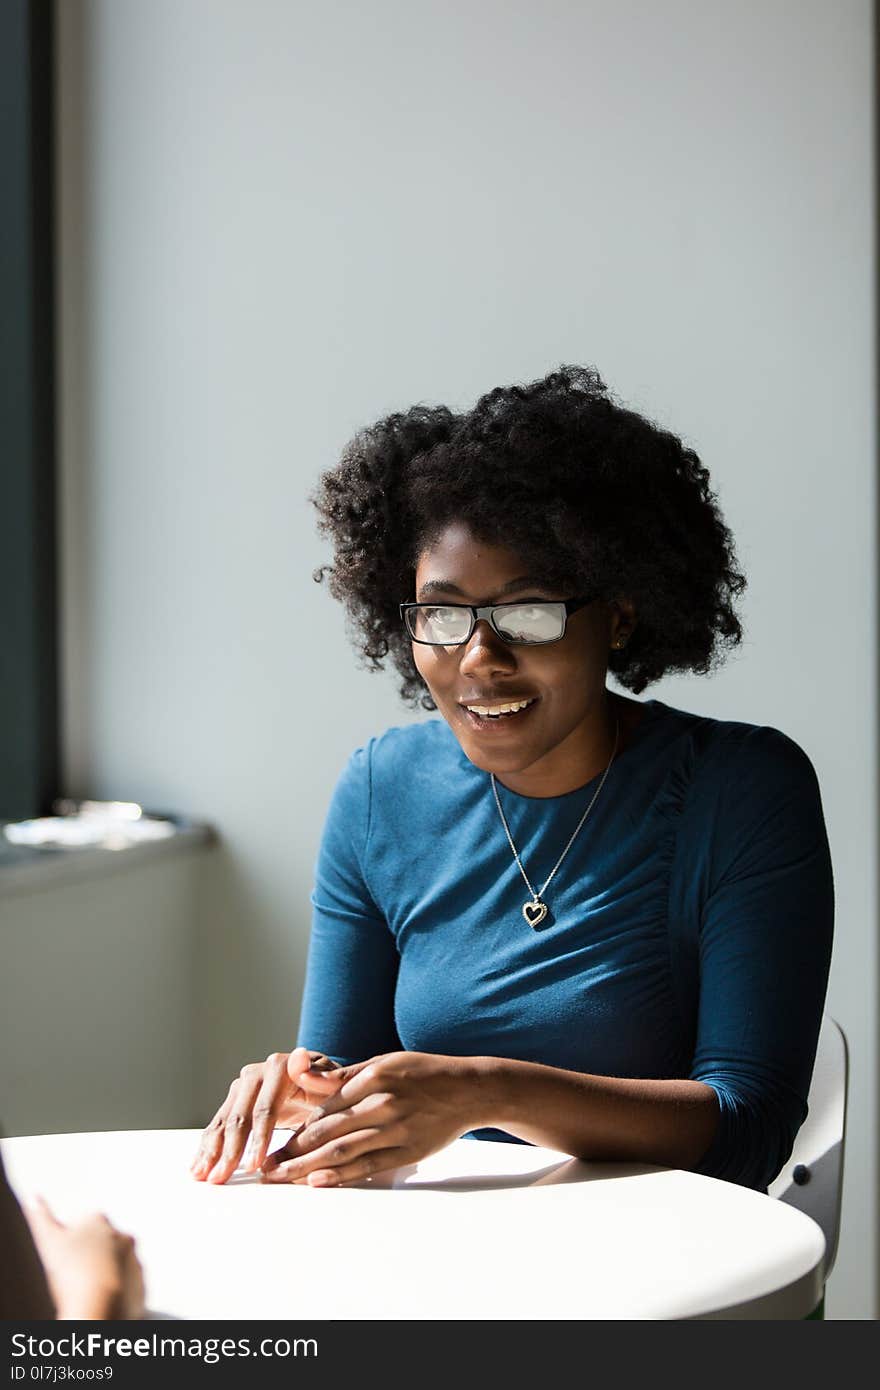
[609,598,637,649]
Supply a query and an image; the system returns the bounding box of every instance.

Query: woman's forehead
[415,522,527,580]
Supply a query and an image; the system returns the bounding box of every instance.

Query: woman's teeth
[466,698,536,718]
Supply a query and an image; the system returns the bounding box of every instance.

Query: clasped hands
[191,1048,481,1188]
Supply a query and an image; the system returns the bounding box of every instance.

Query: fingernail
[308,1171,337,1186]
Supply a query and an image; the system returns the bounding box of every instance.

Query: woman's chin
[455,733,538,776]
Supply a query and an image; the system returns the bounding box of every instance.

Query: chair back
[767,1014,848,1280]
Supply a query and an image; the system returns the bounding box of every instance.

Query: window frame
[0,0,59,822]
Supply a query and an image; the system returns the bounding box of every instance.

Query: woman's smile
[459,695,541,734]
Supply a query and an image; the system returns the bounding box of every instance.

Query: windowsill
[0,820,217,897]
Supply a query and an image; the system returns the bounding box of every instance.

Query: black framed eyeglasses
[399,598,597,647]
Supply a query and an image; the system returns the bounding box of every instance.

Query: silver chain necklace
[490,714,620,929]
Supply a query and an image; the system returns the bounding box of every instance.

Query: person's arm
[261,1048,719,1184]
[460,1062,720,1168]
[295,740,403,1063]
[686,727,834,1189]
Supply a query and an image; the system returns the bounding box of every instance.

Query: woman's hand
[260,1050,484,1187]
[191,1048,344,1184]
[26,1197,145,1320]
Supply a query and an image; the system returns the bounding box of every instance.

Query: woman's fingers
[261,1126,404,1186]
[291,1090,394,1155]
[190,1050,348,1184]
[262,1094,398,1175]
[190,1070,243,1178]
[191,1066,263,1183]
[292,1058,342,1086]
[190,1049,363,1184]
[295,1050,339,1077]
[205,1067,266,1184]
[301,1149,407,1187]
[295,1061,383,1120]
[245,1053,295,1172]
[287,1049,348,1104]
[190,1067,258,1178]
[190,1089,236,1180]
[285,1047,317,1089]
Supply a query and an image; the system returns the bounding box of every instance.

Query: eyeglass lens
[407,603,566,645]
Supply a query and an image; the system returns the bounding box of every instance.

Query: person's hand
[260,1050,482,1187]
[191,1048,345,1184]
[25,1196,145,1320]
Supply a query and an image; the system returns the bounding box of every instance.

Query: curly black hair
[310,365,746,709]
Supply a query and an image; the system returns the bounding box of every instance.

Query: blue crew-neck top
[296,697,834,1192]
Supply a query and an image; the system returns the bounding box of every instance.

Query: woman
[191,365,834,1194]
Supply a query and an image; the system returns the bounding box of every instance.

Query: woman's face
[411,521,635,796]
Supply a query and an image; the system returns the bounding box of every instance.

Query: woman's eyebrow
[416,576,556,601]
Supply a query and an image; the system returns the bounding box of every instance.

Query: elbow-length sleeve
[295,742,403,1066]
[688,727,835,1191]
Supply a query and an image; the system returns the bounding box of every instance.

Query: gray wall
[52,0,875,1317]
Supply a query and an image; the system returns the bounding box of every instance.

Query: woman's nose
[458,619,518,672]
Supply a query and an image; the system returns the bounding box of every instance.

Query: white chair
[768,1014,848,1286]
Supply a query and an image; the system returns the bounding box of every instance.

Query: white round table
[1,1130,825,1320]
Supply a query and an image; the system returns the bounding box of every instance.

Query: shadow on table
[370,1157,662,1192]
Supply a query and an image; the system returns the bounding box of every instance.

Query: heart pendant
[523,898,548,928]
